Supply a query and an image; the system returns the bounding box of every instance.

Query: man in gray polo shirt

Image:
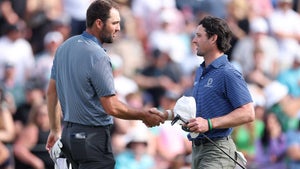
[45,1,164,169]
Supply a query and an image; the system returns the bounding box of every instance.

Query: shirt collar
[81,31,102,47]
[200,54,228,69]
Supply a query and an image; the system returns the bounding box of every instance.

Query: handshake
[144,96,199,138]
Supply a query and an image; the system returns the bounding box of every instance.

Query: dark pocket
[70,132,87,161]
[79,127,113,161]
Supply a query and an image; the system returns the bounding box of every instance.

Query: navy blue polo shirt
[51,31,115,126]
[189,55,252,140]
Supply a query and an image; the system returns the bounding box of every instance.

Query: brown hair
[86,0,119,28]
[199,16,233,53]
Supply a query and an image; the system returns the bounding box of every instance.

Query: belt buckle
[193,138,207,146]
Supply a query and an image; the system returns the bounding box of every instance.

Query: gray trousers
[192,136,237,169]
[61,122,115,169]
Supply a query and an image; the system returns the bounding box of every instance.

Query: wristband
[207,118,213,131]
[166,110,173,120]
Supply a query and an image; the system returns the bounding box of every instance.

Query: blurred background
[0,0,300,169]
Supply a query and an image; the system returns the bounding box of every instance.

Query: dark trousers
[61,122,115,169]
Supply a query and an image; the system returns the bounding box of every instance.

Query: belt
[193,135,231,146]
[65,122,111,128]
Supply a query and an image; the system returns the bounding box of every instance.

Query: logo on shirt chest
[204,78,213,88]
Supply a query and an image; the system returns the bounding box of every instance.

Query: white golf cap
[44,31,63,45]
[263,81,288,108]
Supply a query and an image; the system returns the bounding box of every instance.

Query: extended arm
[100,95,165,127]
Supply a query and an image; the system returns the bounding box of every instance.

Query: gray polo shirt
[51,31,115,126]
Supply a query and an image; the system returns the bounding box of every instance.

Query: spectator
[277,47,300,98]
[268,0,300,71]
[115,127,155,169]
[62,0,93,36]
[13,101,54,169]
[249,68,300,131]
[148,7,187,63]
[34,31,64,91]
[248,0,274,18]
[286,120,300,169]
[131,0,177,53]
[110,53,139,102]
[0,21,35,86]
[246,46,279,82]
[253,112,287,169]
[231,17,279,78]
[13,77,45,136]
[225,0,251,60]
[25,0,64,54]
[134,48,184,107]
[0,0,25,36]
[263,81,300,132]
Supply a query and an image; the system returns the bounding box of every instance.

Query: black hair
[260,112,284,149]
[86,0,119,28]
[199,16,233,52]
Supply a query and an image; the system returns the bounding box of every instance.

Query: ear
[210,34,218,45]
[95,19,103,30]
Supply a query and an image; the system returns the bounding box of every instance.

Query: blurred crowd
[0,0,300,169]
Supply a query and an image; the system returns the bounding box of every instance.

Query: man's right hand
[142,108,166,127]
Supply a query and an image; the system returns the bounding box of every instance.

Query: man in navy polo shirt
[162,16,255,168]
[187,16,255,169]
